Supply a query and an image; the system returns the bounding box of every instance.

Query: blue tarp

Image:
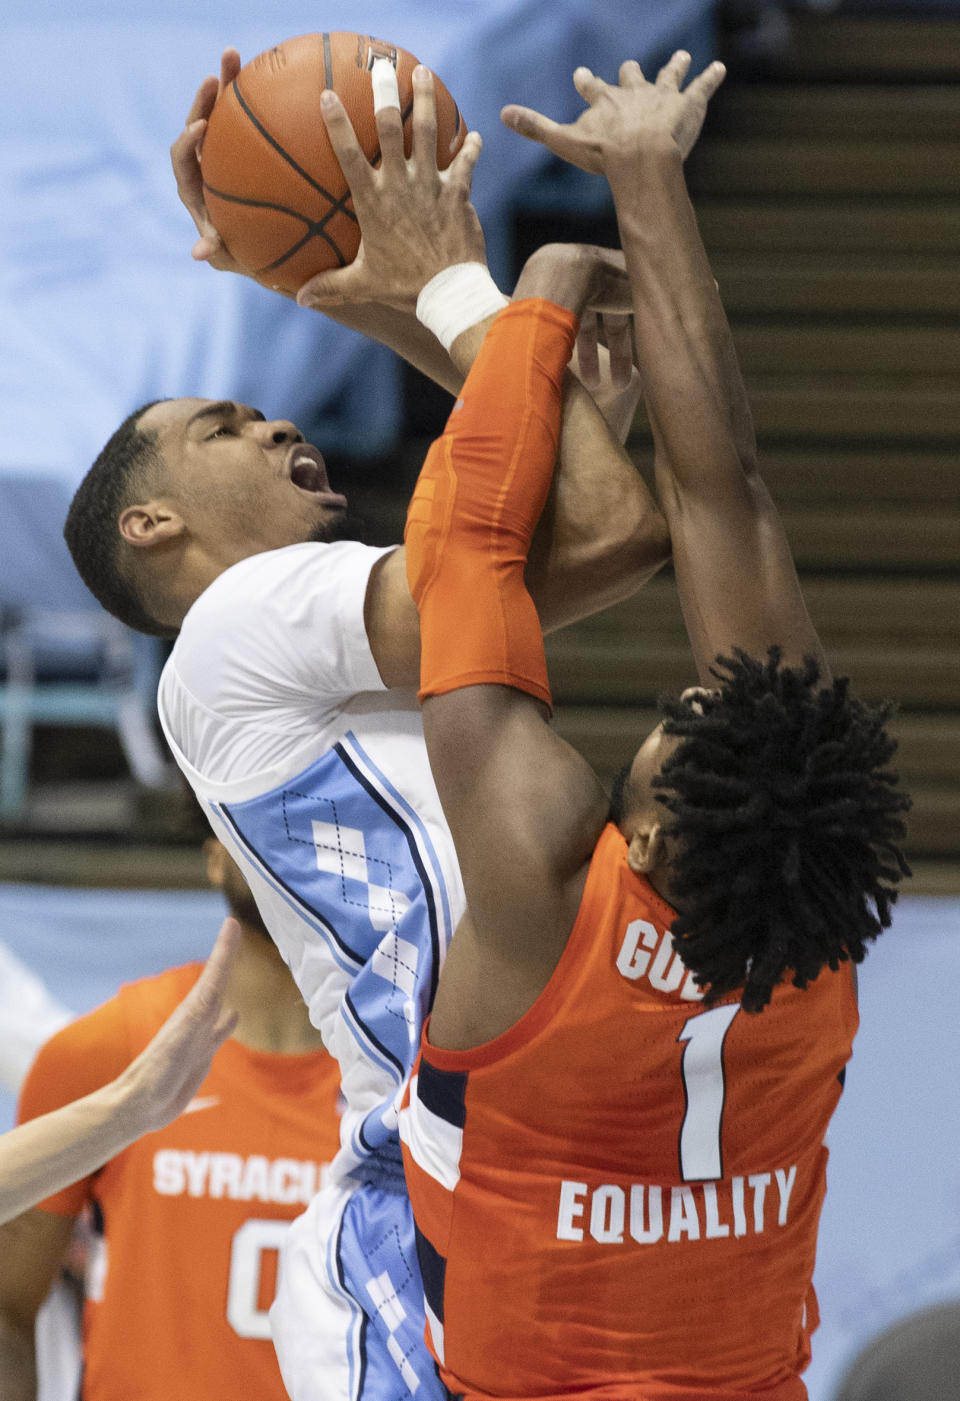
[1,0,715,475]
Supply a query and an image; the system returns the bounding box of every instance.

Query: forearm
[329,258,666,631]
[407,299,578,703]
[608,145,757,499]
[608,145,827,676]
[448,285,668,632]
[530,372,667,629]
[0,1318,36,1401]
[322,301,464,395]
[0,1081,143,1227]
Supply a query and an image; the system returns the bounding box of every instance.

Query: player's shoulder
[41,963,204,1059]
[162,541,393,696]
[117,962,204,1028]
[20,964,204,1118]
[180,542,389,635]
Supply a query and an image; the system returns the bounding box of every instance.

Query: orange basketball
[200,32,467,294]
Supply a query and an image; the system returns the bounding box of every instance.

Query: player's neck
[225,924,326,1055]
[155,544,239,629]
[646,866,682,913]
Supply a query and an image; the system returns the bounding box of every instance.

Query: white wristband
[416,263,509,351]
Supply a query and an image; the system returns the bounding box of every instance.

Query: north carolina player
[62,64,668,1401]
[397,56,910,1398]
[0,841,341,1401]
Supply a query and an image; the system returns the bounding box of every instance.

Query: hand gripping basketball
[297,65,485,312]
[171,48,247,276]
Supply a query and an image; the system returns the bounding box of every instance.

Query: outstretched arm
[503,55,828,684]
[403,278,615,1043]
[0,920,238,1227]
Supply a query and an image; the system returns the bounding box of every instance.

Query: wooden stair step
[696,201,960,256]
[632,381,960,444]
[558,577,960,643]
[626,444,960,504]
[552,707,960,785]
[731,324,960,377]
[900,789,960,858]
[708,83,960,142]
[545,640,960,708]
[780,507,960,570]
[904,862,960,896]
[775,15,960,82]
[688,140,960,198]
[740,382,960,441]
[714,255,960,318]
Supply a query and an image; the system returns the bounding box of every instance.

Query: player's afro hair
[654,648,911,1014]
[64,401,175,638]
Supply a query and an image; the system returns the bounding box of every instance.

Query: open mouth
[288,444,348,508]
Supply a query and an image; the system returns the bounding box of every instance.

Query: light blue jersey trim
[326,1199,366,1401]
[339,733,455,968]
[206,737,457,1164]
[210,796,364,977]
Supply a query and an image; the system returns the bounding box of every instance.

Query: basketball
[200,32,467,294]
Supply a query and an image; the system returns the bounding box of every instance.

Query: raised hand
[121,917,240,1133]
[170,47,249,276]
[512,241,638,397]
[571,306,635,386]
[297,64,485,312]
[501,51,726,172]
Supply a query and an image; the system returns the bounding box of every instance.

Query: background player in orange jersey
[0,840,342,1401]
[0,919,238,1236]
[381,53,912,1401]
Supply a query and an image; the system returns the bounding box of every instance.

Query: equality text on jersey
[557,1166,798,1245]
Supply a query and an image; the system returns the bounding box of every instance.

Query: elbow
[542,500,670,630]
[611,502,671,599]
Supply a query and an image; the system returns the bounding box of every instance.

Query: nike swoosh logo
[182,1095,221,1115]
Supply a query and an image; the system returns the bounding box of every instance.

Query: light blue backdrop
[1,0,715,472]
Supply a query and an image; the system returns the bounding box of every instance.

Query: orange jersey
[18,963,342,1401]
[400,823,858,1400]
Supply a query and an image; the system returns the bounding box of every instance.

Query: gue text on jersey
[616,918,703,1001]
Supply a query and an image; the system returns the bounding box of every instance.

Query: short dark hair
[654,648,911,1013]
[64,401,174,637]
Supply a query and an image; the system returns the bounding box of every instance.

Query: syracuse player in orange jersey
[384,54,911,1401]
[0,839,341,1401]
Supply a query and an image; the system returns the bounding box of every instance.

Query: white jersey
[158,542,464,1182]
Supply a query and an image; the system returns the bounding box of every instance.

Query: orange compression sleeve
[405,298,579,707]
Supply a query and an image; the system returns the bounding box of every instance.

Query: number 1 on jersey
[677,1004,740,1181]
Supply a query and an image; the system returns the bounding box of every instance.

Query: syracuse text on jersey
[153,1151,330,1205]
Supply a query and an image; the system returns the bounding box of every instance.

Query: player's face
[138,398,349,556]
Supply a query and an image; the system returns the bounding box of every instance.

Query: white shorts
[271,1169,449,1401]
